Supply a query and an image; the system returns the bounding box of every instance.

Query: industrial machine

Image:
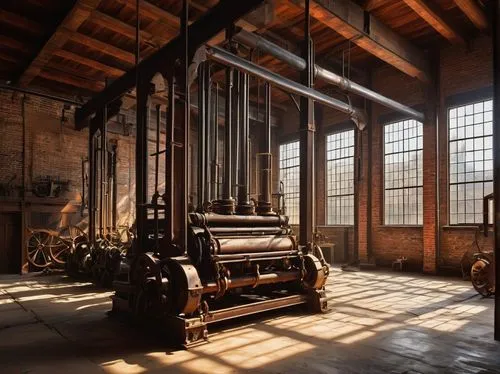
[471,193,496,297]
[71,0,411,347]
[109,53,329,345]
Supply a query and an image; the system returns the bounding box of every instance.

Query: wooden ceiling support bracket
[288,0,429,82]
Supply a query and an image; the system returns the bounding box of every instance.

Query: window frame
[324,128,355,226]
[382,118,424,227]
[447,97,494,226]
[278,139,301,225]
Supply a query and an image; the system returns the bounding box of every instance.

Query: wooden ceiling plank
[38,68,105,92]
[402,0,466,45]
[0,9,45,35]
[89,10,164,45]
[52,49,125,78]
[453,0,488,30]
[288,0,429,81]
[0,36,32,53]
[69,32,136,65]
[16,0,103,88]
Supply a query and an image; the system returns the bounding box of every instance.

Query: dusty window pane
[448,99,493,224]
[279,141,300,224]
[326,130,355,225]
[384,120,423,225]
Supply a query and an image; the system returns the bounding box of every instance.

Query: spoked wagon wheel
[471,258,494,297]
[51,226,87,265]
[26,230,53,269]
[48,235,71,265]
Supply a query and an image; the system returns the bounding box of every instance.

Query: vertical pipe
[204,64,212,205]
[99,106,107,237]
[111,143,117,232]
[265,83,271,157]
[256,82,273,215]
[299,0,315,246]
[197,62,206,211]
[166,74,175,243]
[493,0,500,342]
[88,115,100,245]
[212,83,219,200]
[233,71,240,200]
[222,68,233,202]
[181,0,189,249]
[154,104,161,250]
[236,72,253,214]
[135,79,150,253]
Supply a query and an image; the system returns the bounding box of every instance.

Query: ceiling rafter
[0,9,45,35]
[402,0,466,45]
[89,10,167,47]
[453,0,488,30]
[38,68,105,92]
[288,0,429,81]
[16,0,103,88]
[68,31,136,65]
[52,49,125,78]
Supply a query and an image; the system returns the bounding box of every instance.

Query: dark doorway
[0,213,22,274]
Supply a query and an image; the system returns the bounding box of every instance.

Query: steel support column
[181,0,189,250]
[165,74,175,244]
[299,0,315,246]
[204,63,212,206]
[197,62,207,211]
[493,0,500,342]
[135,78,150,254]
[88,111,102,245]
[212,83,220,201]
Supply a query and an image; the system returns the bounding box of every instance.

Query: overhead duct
[206,46,367,129]
[234,29,425,122]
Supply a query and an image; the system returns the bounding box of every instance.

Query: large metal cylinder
[215,235,294,254]
[190,213,287,227]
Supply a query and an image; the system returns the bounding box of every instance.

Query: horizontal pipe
[234,30,425,122]
[202,270,301,294]
[210,226,286,234]
[206,46,367,126]
[212,249,299,261]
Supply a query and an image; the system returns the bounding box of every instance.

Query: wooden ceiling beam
[453,0,488,30]
[114,0,180,27]
[89,10,166,47]
[288,0,429,81]
[68,32,136,65]
[0,9,45,35]
[361,0,385,12]
[38,68,105,92]
[52,49,125,78]
[16,0,103,88]
[402,0,466,45]
[0,36,33,53]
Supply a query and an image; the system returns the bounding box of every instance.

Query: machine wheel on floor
[26,229,53,269]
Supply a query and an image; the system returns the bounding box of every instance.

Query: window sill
[317,225,353,229]
[442,225,480,231]
[378,225,423,229]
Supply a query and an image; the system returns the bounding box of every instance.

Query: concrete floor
[1,269,499,374]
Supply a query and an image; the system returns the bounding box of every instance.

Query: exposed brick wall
[0,89,142,230]
[0,33,493,274]
[272,34,493,273]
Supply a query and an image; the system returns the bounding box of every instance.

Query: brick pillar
[422,54,439,274]
[357,126,370,263]
[315,108,326,227]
